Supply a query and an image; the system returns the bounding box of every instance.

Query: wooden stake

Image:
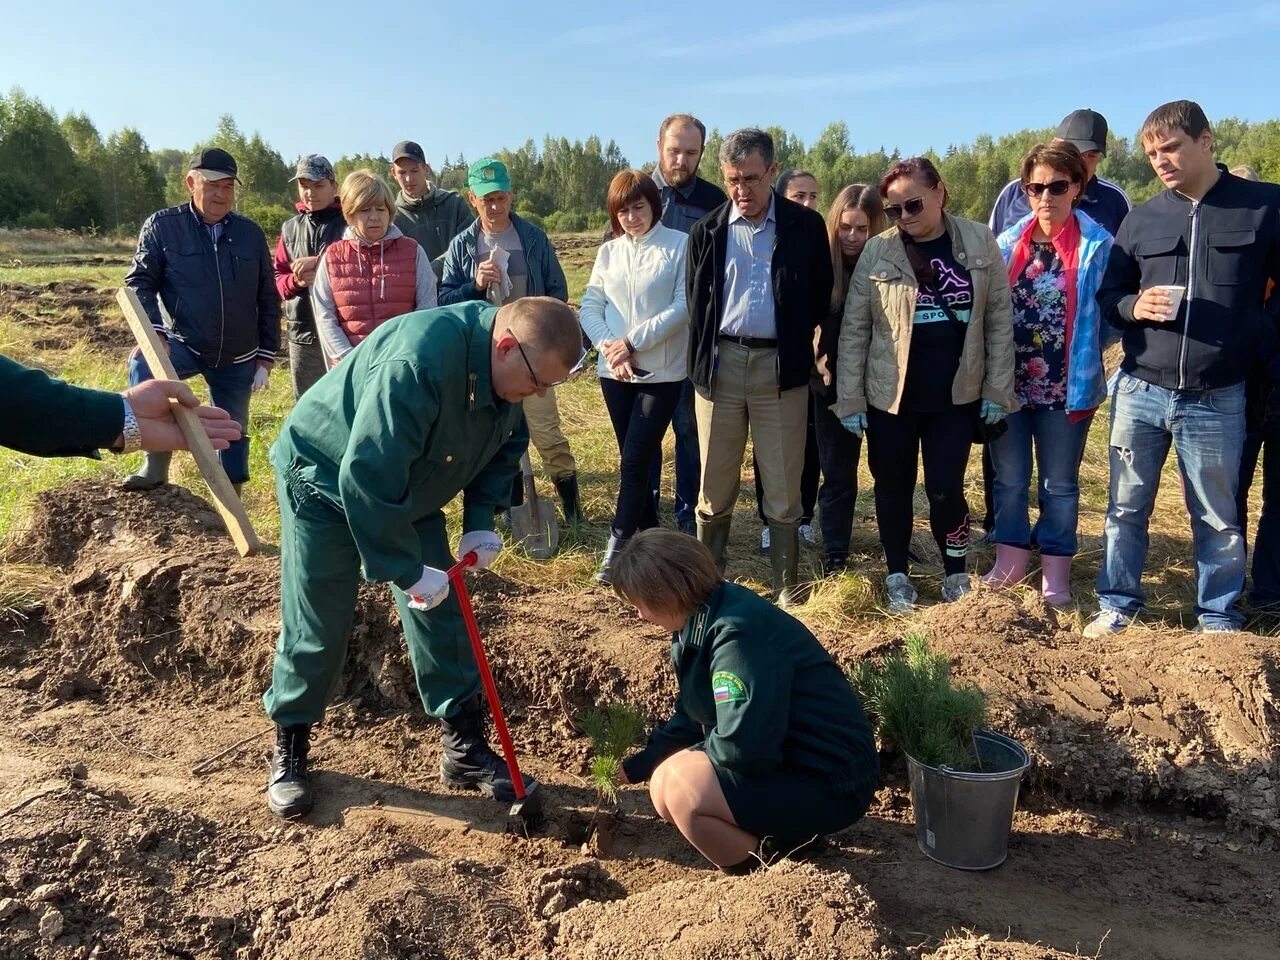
[116,286,260,557]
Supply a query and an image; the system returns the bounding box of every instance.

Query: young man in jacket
[391,140,475,281]
[262,297,584,819]
[686,128,834,605]
[439,158,584,525]
[274,154,346,397]
[1086,100,1280,636]
[122,148,280,494]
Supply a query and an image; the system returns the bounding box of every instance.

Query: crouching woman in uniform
[612,529,879,872]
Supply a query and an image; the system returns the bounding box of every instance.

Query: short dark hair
[606,170,663,238]
[879,156,947,207]
[1140,100,1213,146]
[501,298,583,370]
[611,530,721,620]
[1019,142,1089,207]
[776,168,819,198]
[658,114,707,148]
[719,128,774,169]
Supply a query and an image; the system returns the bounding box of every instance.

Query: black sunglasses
[1024,179,1075,198]
[884,196,926,221]
[513,333,587,390]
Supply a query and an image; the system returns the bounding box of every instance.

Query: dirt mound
[549,861,895,960]
[925,936,1081,959]
[919,590,1280,834]
[0,280,132,352]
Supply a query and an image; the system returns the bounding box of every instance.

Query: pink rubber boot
[1041,554,1073,607]
[981,544,1032,587]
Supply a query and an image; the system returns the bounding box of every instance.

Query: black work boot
[266,723,314,819]
[595,534,630,586]
[769,521,806,607]
[121,452,171,491]
[553,474,585,525]
[697,517,733,575]
[439,696,530,803]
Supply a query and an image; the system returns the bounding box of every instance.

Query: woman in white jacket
[580,170,690,584]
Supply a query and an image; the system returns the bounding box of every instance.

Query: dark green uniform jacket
[622,582,878,796]
[269,302,525,590]
[4,354,122,457]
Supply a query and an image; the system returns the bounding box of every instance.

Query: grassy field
[1,235,1260,636]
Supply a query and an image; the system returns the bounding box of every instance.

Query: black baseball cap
[1055,109,1109,155]
[188,147,240,182]
[391,140,427,164]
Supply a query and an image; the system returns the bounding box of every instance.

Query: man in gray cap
[122,147,279,494]
[390,140,474,280]
[274,154,345,397]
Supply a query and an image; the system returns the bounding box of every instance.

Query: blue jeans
[1096,372,1247,629]
[128,340,255,483]
[648,378,700,525]
[990,408,1093,556]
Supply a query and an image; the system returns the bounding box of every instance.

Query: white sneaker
[798,523,817,549]
[942,572,972,603]
[759,527,771,556]
[884,573,917,613]
[1083,609,1134,638]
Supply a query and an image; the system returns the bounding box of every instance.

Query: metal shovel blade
[508,453,559,559]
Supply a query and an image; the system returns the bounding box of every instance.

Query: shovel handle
[446,553,527,801]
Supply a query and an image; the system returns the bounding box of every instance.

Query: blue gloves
[840,412,867,437]
[980,400,1007,425]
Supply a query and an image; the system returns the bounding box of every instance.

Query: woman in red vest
[313,169,437,366]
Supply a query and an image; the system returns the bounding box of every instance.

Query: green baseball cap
[467,157,512,196]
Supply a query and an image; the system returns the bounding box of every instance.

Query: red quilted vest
[325,235,419,344]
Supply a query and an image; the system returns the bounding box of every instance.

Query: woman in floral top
[984,143,1114,605]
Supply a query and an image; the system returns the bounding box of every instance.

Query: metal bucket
[905,729,1031,871]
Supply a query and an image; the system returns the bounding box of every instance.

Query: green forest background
[3,86,1279,242]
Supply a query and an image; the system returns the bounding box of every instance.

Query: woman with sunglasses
[982,143,1114,605]
[580,170,691,584]
[834,157,1015,612]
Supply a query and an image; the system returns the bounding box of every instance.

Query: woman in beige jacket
[834,157,1015,612]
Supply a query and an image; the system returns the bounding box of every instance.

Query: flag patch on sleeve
[712,671,748,703]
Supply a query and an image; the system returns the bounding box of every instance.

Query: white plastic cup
[1151,284,1186,319]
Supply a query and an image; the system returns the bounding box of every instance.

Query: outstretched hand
[120,380,242,452]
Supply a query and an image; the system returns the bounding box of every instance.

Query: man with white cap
[122,147,279,494]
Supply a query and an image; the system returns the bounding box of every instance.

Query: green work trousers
[262,464,479,726]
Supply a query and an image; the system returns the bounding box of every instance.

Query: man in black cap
[989,108,1132,239]
[122,147,280,494]
[390,140,474,280]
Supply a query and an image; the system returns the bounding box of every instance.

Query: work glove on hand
[406,565,450,611]
[840,412,867,438]
[980,400,1007,425]
[458,530,503,570]
[252,365,270,393]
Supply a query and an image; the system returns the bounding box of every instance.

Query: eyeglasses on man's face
[513,333,587,391]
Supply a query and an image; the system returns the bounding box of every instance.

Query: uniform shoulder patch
[712,671,748,704]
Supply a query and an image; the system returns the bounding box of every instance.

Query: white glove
[458,529,503,570]
[252,364,270,392]
[406,565,449,611]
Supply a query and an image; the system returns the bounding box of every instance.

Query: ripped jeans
[1096,371,1246,629]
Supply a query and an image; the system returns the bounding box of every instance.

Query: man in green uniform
[262,296,584,819]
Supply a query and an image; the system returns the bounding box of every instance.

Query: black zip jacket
[686,192,834,397]
[280,202,346,345]
[1097,166,1280,391]
[125,202,281,368]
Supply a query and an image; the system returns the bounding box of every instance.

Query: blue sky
[3,0,1279,170]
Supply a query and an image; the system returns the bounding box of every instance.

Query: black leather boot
[553,474,584,525]
[266,723,313,819]
[595,534,630,586]
[439,695,530,803]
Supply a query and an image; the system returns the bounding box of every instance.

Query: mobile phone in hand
[629,366,654,380]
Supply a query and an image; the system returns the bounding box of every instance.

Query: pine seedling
[579,702,646,805]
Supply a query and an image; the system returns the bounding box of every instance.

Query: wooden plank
[116,286,260,557]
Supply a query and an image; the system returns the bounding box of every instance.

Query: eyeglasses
[883,196,926,221]
[1024,179,1074,198]
[513,333,587,391]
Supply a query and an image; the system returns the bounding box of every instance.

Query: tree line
[3,86,1280,241]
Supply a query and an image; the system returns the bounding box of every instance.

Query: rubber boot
[121,452,171,491]
[266,723,314,819]
[595,534,629,586]
[553,474,584,525]
[439,695,531,804]
[697,517,733,575]
[1041,554,1073,607]
[981,544,1032,588]
[769,521,805,607]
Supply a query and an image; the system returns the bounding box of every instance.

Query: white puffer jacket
[579,222,689,382]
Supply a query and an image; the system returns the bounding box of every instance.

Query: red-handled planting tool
[446,551,544,834]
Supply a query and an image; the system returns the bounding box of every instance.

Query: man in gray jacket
[391,140,474,280]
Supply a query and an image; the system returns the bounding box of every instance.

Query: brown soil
[0,280,134,353]
[2,481,1279,959]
